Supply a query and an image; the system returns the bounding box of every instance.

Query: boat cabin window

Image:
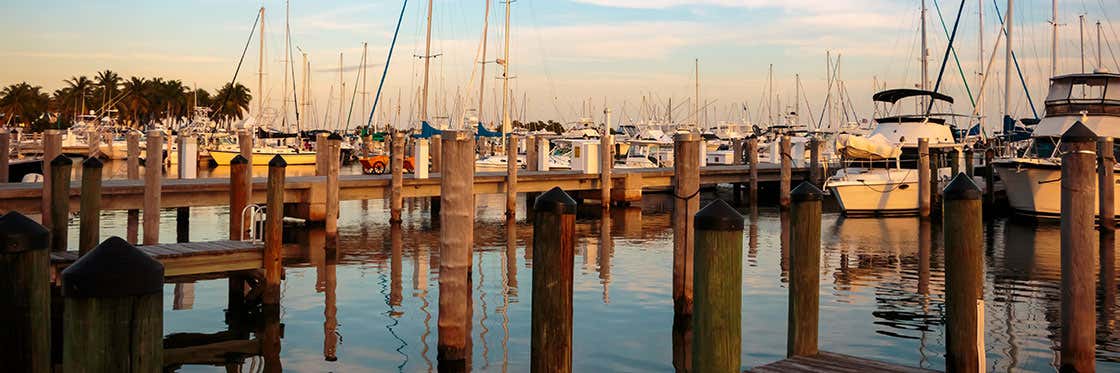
[1046,76,1120,116]
[1030,137,1058,158]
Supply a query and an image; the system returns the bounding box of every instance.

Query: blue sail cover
[414,121,442,139]
[476,122,502,138]
[1001,115,1032,142]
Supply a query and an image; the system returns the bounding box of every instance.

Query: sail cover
[835,133,902,160]
[476,123,502,138]
[414,121,442,139]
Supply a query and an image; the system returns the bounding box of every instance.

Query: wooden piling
[965,148,975,178]
[531,187,577,373]
[229,155,250,240]
[0,129,9,183]
[326,133,342,237]
[390,131,404,224]
[48,155,72,252]
[79,157,103,255]
[438,130,475,367]
[930,150,941,212]
[809,136,821,186]
[431,134,442,172]
[1059,122,1098,373]
[507,134,519,217]
[691,200,744,372]
[1100,137,1115,231]
[673,132,701,317]
[315,133,329,176]
[787,182,823,357]
[126,131,140,243]
[984,148,996,210]
[779,135,792,209]
[41,130,61,229]
[238,129,253,162]
[526,135,538,172]
[950,148,961,176]
[62,236,164,372]
[143,131,163,245]
[600,130,612,208]
[0,212,51,373]
[747,137,759,206]
[918,138,931,219]
[943,174,984,372]
[264,156,286,306]
[175,136,197,243]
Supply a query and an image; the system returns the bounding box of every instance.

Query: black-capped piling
[49,155,72,252]
[942,174,984,373]
[264,155,286,306]
[691,199,744,373]
[787,182,822,357]
[1059,122,1097,372]
[79,157,103,255]
[0,212,51,373]
[531,187,577,373]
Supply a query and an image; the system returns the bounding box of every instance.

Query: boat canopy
[413,121,442,139]
[835,133,902,160]
[476,123,502,138]
[872,89,954,105]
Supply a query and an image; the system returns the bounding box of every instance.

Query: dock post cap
[533,187,577,215]
[0,211,49,253]
[327,132,343,141]
[81,156,103,169]
[943,173,982,201]
[268,154,288,167]
[673,132,701,142]
[146,129,163,137]
[45,129,60,134]
[229,154,249,165]
[50,154,72,167]
[791,182,824,202]
[694,199,745,231]
[1061,121,1098,142]
[61,236,164,298]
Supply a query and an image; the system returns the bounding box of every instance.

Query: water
[63,185,1120,372]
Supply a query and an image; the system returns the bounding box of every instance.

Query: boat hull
[829,181,921,215]
[994,161,1120,218]
[209,150,318,166]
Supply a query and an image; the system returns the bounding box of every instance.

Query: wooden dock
[49,240,263,279]
[750,352,936,373]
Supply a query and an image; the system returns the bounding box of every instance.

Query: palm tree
[62,75,95,119]
[121,77,150,128]
[94,70,122,112]
[1,83,52,129]
[212,83,252,125]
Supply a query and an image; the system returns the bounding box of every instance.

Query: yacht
[825,89,961,215]
[992,70,1120,217]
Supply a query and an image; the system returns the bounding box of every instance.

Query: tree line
[0,69,252,132]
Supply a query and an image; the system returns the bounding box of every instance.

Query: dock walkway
[749,352,936,373]
[50,240,263,279]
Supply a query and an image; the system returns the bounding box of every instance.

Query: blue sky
[3,0,1119,131]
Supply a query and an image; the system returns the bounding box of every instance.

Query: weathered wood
[143,130,163,245]
[531,187,576,373]
[431,134,442,172]
[438,130,474,367]
[1059,122,1097,373]
[983,148,995,210]
[176,136,197,243]
[326,134,342,236]
[918,138,931,219]
[788,182,822,357]
[1100,137,1115,231]
[79,157,103,255]
[750,351,937,373]
[526,135,538,172]
[779,135,792,209]
[950,148,961,176]
[809,136,821,186]
[229,155,249,240]
[51,240,263,279]
[315,133,329,177]
[390,131,404,223]
[691,200,743,373]
[49,155,72,252]
[965,148,975,177]
[126,131,140,244]
[747,137,759,206]
[942,174,984,373]
[0,212,51,373]
[238,129,253,163]
[929,150,941,212]
[508,134,520,217]
[41,130,61,229]
[264,156,286,306]
[600,112,612,208]
[62,237,164,372]
[0,129,9,183]
[673,132,701,317]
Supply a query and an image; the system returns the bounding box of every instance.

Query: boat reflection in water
[151,194,1120,371]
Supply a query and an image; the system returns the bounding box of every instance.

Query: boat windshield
[1029,137,1058,159]
[1045,76,1120,116]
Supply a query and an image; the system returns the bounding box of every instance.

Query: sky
[2,0,1119,132]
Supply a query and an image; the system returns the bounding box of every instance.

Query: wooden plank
[51,240,264,279]
[750,352,935,373]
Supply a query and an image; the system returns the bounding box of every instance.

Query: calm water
[61,176,1120,372]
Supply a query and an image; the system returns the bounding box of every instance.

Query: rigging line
[926,0,966,117]
[345,44,367,132]
[931,0,976,107]
[815,54,842,131]
[990,0,1040,120]
[367,0,410,129]
[288,33,299,132]
[212,10,262,124]
[798,78,816,126]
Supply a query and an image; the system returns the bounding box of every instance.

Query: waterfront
[58,190,1120,372]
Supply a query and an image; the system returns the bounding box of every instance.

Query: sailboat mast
[257,6,265,122]
[1004,0,1013,121]
[795,73,800,122]
[361,43,369,124]
[695,59,700,129]
[767,63,773,125]
[479,0,491,126]
[302,52,309,129]
[421,0,434,123]
[920,0,928,108]
[1051,0,1058,76]
[1081,15,1086,73]
[501,0,512,135]
[282,1,290,127]
[978,0,985,131]
[338,52,344,130]
[1099,21,1104,69]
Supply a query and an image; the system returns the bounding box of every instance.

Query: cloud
[315,63,385,73]
[0,51,225,64]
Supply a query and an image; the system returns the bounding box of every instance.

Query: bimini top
[872,89,955,105]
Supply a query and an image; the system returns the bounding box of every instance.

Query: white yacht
[992,70,1120,217]
[826,89,961,215]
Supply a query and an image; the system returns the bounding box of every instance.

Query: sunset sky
[2,0,1118,131]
